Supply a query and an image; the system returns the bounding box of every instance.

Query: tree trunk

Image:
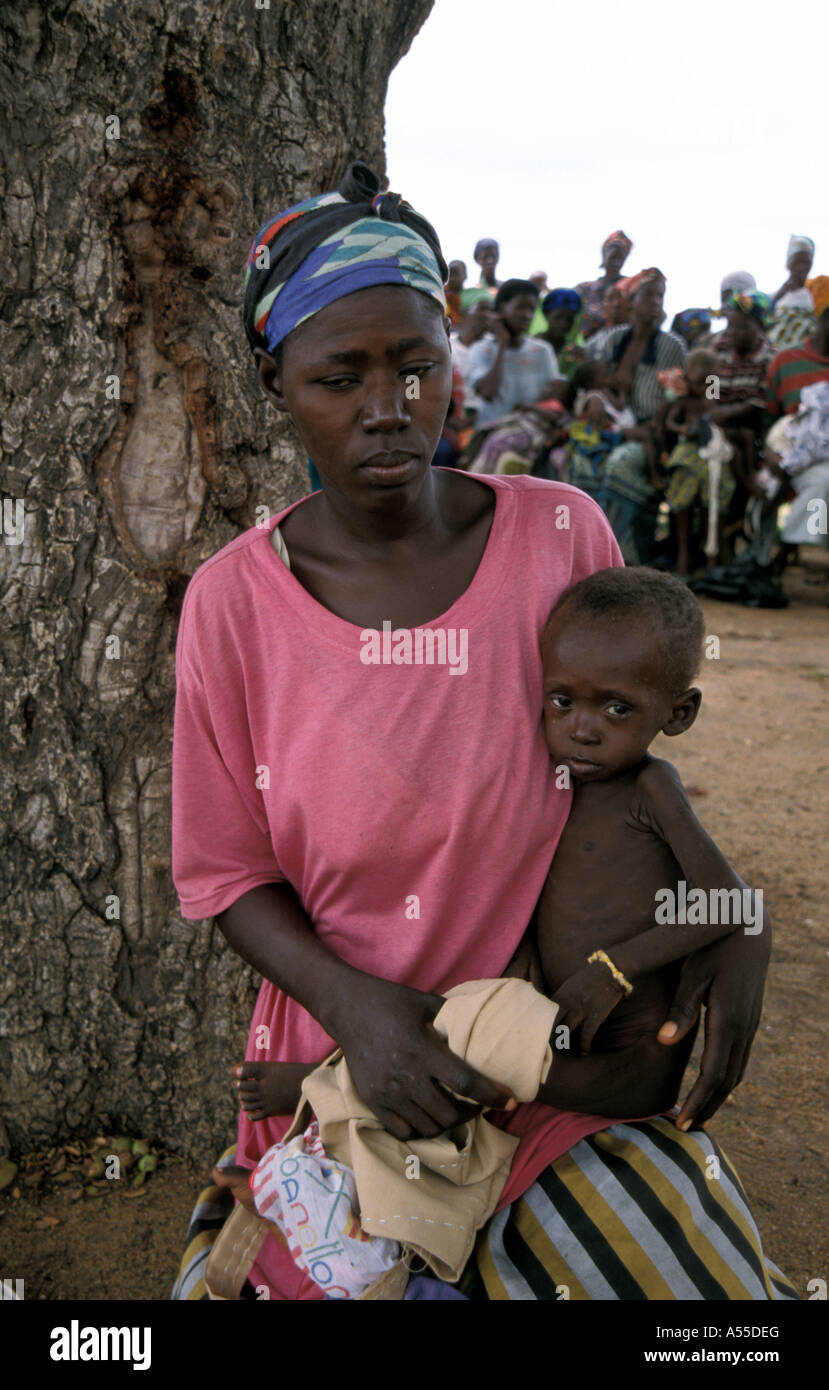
[0,0,433,1165]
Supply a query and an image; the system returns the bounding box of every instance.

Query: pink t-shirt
[172,470,625,1298]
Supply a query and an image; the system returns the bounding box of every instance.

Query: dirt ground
[1,565,826,1301]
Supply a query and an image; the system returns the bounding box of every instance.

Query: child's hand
[552,965,625,1055]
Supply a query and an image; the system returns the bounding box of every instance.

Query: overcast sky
[385,0,824,327]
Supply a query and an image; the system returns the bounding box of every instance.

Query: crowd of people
[437,232,829,601]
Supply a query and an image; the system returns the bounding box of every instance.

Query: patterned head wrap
[623,267,666,301]
[726,290,772,326]
[806,275,829,318]
[542,288,582,316]
[672,308,711,340]
[602,231,633,260]
[787,235,815,267]
[243,162,448,355]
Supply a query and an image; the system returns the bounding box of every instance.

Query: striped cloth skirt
[171,1119,798,1302]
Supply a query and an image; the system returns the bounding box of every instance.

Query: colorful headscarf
[672,308,711,341]
[602,230,633,260]
[459,287,492,314]
[621,267,666,302]
[806,275,829,318]
[726,290,772,326]
[243,162,448,355]
[787,235,815,267]
[542,288,582,316]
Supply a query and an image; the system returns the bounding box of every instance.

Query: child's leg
[233,1061,315,1121]
[674,507,693,577]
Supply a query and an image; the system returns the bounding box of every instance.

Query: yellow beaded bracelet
[587,949,634,997]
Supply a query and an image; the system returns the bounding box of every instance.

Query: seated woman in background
[464,278,563,425]
[575,230,633,339]
[763,280,829,564]
[708,290,776,503]
[531,287,585,378]
[586,269,686,563]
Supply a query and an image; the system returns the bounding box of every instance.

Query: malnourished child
[224,567,765,1296]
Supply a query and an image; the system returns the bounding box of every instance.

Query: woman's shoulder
[485,473,615,528]
[179,517,288,626]
[656,330,688,363]
[482,475,620,582]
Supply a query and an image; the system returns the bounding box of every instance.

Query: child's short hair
[573,360,605,392]
[544,566,705,694]
[685,347,720,378]
[494,278,540,309]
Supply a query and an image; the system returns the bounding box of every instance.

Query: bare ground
[1,565,826,1300]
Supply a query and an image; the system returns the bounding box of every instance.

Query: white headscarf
[786,235,815,266]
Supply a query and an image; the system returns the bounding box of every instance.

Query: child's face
[685,363,709,397]
[583,395,610,428]
[541,615,690,781]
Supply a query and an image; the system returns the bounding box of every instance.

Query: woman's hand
[331,974,516,1142]
[657,921,772,1130]
[489,316,513,349]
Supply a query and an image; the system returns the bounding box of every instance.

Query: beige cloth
[283,977,557,1283]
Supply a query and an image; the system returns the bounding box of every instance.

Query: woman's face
[632,280,666,330]
[788,251,812,287]
[546,306,576,342]
[500,292,537,338]
[256,285,452,501]
[726,310,761,354]
[603,287,629,325]
[603,244,627,277]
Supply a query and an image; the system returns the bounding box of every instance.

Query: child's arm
[664,399,686,434]
[613,756,765,978]
[551,757,766,1053]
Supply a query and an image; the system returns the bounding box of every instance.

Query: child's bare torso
[537,773,683,1051]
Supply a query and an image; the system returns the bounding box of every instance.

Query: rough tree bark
[0,0,433,1165]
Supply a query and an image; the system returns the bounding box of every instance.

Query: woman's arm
[658,918,771,1130]
[217,883,514,1140]
[473,319,512,400]
[536,1026,696,1119]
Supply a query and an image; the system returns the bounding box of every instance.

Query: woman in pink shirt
[171,165,788,1301]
